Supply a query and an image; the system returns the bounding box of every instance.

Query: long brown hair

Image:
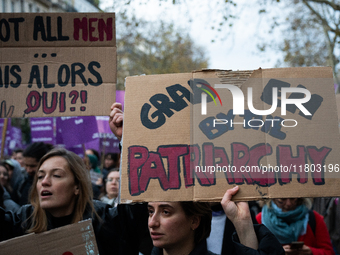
[28,148,96,233]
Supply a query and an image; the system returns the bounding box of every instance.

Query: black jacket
[150,225,284,255]
[0,200,153,255]
[210,203,258,255]
[232,224,285,255]
[151,241,216,255]
[11,174,34,206]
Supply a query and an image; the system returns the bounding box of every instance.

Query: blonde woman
[0,148,152,255]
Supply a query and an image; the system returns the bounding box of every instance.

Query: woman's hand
[221,186,252,223]
[109,102,124,141]
[221,186,258,250]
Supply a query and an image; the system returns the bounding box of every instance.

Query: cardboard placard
[0,13,116,118]
[121,67,340,202]
[0,219,99,255]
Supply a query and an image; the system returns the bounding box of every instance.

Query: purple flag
[85,116,120,154]
[116,90,125,111]
[67,144,86,158]
[85,139,100,154]
[96,116,111,133]
[94,116,120,154]
[57,116,99,147]
[30,117,55,144]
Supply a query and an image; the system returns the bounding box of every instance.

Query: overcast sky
[101,0,282,71]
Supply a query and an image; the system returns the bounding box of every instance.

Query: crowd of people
[0,102,338,255]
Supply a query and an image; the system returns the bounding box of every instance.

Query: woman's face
[147,202,198,252]
[105,171,119,199]
[104,157,115,169]
[24,157,40,177]
[14,152,24,167]
[37,156,79,217]
[273,198,299,212]
[0,165,8,186]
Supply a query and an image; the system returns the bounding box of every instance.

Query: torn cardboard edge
[0,219,99,255]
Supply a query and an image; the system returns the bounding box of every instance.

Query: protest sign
[30,117,54,144]
[0,13,116,118]
[120,67,340,202]
[0,219,98,255]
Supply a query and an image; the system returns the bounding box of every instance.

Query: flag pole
[1,118,9,160]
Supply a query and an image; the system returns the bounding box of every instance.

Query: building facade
[0,0,100,13]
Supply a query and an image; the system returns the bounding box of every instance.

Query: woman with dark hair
[148,186,284,255]
[148,187,284,255]
[148,201,213,255]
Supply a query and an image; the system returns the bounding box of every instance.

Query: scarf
[261,201,309,244]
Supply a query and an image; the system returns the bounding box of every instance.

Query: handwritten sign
[0,220,98,255]
[0,13,116,118]
[121,67,340,202]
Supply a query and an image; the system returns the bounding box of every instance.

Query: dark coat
[231,224,285,255]
[151,241,216,255]
[210,203,258,255]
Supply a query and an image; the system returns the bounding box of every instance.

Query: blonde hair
[27,148,97,233]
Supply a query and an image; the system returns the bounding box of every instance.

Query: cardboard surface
[0,219,99,255]
[0,13,116,118]
[121,67,340,202]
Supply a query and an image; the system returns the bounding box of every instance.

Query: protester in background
[3,159,24,198]
[0,148,152,255]
[0,184,4,203]
[256,198,335,255]
[12,149,25,173]
[86,153,102,200]
[0,162,20,211]
[0,185,4,209]
[313,197,340,255]
[103,153,120,169]
[0,162,10,192]
[1,185,20,212]
[12,142,53,206]
[100,168,120,207]
[102,152,120,180]
[88,153,102,174]
[86,149,100,165]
